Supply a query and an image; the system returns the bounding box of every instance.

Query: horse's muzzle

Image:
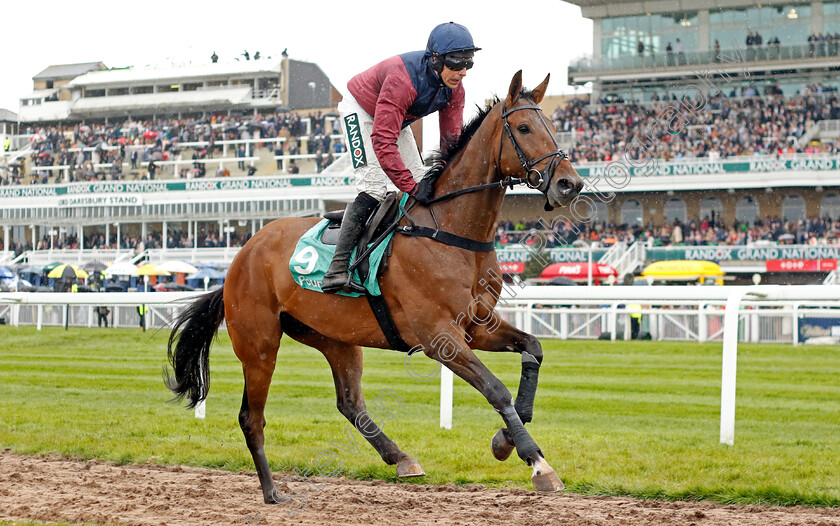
[546,166,583,208]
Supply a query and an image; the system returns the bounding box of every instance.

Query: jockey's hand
[411,178,435,205]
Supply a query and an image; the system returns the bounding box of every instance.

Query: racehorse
[166,71,584,503]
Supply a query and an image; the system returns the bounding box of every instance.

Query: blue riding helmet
[426,22,481,72]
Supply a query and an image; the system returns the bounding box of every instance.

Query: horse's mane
[424,89,538,182]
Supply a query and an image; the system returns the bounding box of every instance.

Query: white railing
[3,285,839,444]
[13,249,136,266]
[493,284,840,446]
[818,119,840,139]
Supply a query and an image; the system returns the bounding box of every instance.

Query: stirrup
[322,274,366,295]
[341,278,367,294]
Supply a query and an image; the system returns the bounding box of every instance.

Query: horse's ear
[506,70,523,106]
[532,74,551,104]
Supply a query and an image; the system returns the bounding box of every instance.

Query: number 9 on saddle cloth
[289,192,406,297]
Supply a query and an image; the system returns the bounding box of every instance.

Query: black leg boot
[321,192,379,294]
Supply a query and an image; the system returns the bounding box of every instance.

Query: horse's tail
[164,287,225,408]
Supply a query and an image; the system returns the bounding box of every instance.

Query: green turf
[0,326,838,507]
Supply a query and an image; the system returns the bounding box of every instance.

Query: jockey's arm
[370,75,420,194]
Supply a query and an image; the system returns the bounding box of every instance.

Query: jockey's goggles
[442,53,474,71]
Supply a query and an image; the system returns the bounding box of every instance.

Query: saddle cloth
[289,192,406,297]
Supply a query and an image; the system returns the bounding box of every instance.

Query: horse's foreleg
[469,320,544,462]
[286,324,424,478]
[423,340,563,492]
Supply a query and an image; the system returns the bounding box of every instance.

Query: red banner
[499,261,526,274]
[765,259,837,272]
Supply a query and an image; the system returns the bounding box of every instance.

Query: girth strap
[365,293,412,353]
[397,225,495,252]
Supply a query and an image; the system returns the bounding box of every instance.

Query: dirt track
[1,450,838,526]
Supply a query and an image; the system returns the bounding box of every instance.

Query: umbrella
[186,267,225,280]
[82,261,108,272]
[0,266,14,279]
[778,233,796,241]
[135,263,171,276]
[0,277,35,292]
[43,261,65,274]
[47,264,89,279]
[143,130,158,138]
[156,260,199,274]
[104,262,139,276]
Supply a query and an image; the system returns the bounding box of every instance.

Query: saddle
[321,191,402,284]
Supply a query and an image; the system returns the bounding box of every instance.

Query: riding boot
[321,192,379,294]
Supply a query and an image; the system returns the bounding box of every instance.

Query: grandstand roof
[0,109,17,122]
[564,0,796,16]
[69,61,283,88]
[69,87,254,116]
[33,62,106,81]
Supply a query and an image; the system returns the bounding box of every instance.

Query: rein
[350,99,570,264]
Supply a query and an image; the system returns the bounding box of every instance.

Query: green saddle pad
[289,218,395,297]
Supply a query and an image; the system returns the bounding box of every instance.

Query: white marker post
[440,365,453,429]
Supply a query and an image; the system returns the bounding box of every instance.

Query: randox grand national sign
[496,244,840,264]
[0,175,355,200]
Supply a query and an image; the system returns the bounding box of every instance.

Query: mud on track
[1,451,839,526]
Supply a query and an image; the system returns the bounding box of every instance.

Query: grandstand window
[133,86,153,94]
[85,89,105,98]
[781,194,806,223]
[108,87,129,96]
[700,197,724,222]
[601,11,697,59]
[735,196,760,225]
[157,84,178,93]
[664,198,687,224]
[182,83,202,92]
[710,4,810,48]
[621,199,643,226]
[820,193,840,220]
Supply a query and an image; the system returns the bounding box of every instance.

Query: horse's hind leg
[230,315,284,504]
[283,316,424,478]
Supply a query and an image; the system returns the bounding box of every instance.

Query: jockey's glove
[412,178,435,205]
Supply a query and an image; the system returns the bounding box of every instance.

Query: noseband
[499,103,570,196]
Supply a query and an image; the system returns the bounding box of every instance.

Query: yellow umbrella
[135,263,171,276]
[47,264,89,279]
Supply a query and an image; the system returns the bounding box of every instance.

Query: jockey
[322,21,480,294]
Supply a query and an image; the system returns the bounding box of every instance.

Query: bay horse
[166,71,584,503]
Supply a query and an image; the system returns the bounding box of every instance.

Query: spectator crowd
[497,215,840,249]
[0,110,345,186]
[555,86,840,163]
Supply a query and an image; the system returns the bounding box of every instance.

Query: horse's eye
[517,124,530,134]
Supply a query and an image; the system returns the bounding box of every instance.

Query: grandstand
[2,19,840,287]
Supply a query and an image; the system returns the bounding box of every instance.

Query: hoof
[265,491,292,505]
[531,466,565,493]
[491,427,515,461]
[396,456,425,478]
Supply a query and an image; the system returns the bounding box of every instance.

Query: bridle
[498,102,570,195]
[424,99,571,207]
